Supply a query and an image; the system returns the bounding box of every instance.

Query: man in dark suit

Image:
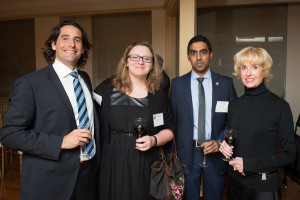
[170,35,237,200]
[0,21,100,200]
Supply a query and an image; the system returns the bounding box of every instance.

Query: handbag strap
[171,137,178,156]
[159,136,178,157]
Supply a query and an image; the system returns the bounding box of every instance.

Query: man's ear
[187,53,190,62]
[51,41,56,51]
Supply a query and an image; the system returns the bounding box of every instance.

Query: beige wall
[35,17,60,70]
[287,5,300,125]
[165,15,178,79]
[179,0,196,76]
[152,10,166,60]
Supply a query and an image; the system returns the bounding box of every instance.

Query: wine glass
[199,140,208,167]
[134,118,146,149]
[222,129,237,161]
[80,122,92,159]
[134,118,146,138]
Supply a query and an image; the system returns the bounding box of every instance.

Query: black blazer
[0,65,100,200]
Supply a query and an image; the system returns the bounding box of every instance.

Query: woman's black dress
[96,84,174,200]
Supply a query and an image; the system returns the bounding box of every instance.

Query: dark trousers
[184,147,226,200]
[70,159,98,200]
[227,174,281,200]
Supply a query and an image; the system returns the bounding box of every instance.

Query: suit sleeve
[160,90,174,132]
[0,78,63,160]
[169,79,177,128]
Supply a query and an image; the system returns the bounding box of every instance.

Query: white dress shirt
[191,69,212,141]
[53,59,95,161]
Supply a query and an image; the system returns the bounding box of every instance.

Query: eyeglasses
[127,54,153,63]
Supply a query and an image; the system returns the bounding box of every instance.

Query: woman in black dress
[94,41,174,200]
[219,47,295,200]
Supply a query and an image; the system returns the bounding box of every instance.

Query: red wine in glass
[222,129,237,161]
[134,118,146,149]
[134,118,146,138]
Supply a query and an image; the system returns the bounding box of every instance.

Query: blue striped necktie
[70,71,94,159]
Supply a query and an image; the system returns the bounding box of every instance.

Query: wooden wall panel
[0,19,35,97]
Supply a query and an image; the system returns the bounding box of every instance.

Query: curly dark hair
[42,21,92,68]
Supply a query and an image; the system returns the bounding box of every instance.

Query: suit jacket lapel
[211,71,220,123]
[184,72,194,121]
[47,65,76,127]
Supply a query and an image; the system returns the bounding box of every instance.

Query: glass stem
[203,154,207,165]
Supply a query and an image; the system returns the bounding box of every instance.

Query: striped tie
[70,71,94,159]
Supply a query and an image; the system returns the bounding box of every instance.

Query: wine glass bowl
[134,118,146,138]
[222,129,237,161]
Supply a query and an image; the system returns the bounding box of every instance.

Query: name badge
[215,101,229,113]
[153,113,164,127]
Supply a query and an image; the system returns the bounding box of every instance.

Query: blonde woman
[94,41,174,200]
[219,47,295,200]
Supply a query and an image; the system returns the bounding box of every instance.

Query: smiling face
[127,45,153,79]
[187,41,213,76]
[240,61,264,88]
[51,25,84,70]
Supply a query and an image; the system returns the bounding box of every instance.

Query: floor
[0,151,299,200]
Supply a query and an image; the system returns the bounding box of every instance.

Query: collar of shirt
[53,59,78,78]
[191,69,212,81]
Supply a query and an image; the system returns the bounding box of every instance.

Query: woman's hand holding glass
[219,140,234,160]
[135,135,155,151]
[229,157,244,175]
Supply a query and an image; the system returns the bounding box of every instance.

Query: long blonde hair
[111,41,162,94]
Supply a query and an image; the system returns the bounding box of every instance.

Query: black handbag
[149,138,185,200]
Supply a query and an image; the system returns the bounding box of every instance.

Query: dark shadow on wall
[0,19,36,97]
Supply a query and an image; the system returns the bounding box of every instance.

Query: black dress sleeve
[149,90,174,135]
[94,78,113,142]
